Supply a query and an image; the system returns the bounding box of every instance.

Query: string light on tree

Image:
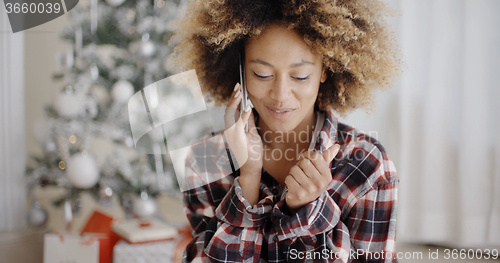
[59,161,66,170]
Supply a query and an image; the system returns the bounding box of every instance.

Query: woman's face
[245,24,327,133]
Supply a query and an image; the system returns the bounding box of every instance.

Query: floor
[397,243,499,262]
[1,230,498,263]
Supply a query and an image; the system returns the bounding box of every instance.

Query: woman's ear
[320,65,327,83]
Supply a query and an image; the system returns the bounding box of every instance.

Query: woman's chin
[263,120,298,133]
[256,107,300,133]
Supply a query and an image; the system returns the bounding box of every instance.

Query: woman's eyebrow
[249,59,315,68]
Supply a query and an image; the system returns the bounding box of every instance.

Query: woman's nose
[270,75,292,102]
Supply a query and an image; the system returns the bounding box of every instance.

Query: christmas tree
[25,0,189,227]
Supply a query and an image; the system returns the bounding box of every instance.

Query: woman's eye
[253,72,271,79]
[294,75,310,81]
[252,72,310,80]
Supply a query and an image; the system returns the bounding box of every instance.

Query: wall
[24,0,71,158]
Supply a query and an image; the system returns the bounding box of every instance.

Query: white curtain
[339,0,500,249]
[0,8,26,230]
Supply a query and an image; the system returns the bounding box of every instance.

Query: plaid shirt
[182,109,399,263]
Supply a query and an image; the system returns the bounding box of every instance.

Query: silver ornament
[132,191,157,218]
[42,140,58,154]
[27,201,48,227]
[72,198,82,214]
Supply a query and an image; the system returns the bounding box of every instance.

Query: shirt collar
[253,108,339,154]
[314,109,339,154]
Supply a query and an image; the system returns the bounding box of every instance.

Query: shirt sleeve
[344,180,398,263]
[182,161,275,263]
[272,189,342,241]
[268,186,353,262]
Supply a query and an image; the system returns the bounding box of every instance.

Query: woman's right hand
[223,83,263,179]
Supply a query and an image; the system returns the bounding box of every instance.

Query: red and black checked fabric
[182,109,399,263]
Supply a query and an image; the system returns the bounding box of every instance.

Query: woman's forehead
[244,25,321,65]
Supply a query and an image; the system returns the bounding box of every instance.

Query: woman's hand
[223,83,263,205]
[285,144,340,214]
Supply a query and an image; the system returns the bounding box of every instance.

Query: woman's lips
[266,105,295,119]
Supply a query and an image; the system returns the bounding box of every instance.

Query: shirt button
[272,188,279,195]
[274,235,279,242]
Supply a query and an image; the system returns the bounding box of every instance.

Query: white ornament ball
[105,0,125,7]
[132,197,157,218]
[111,80,134,104]
[141,41,156,57]
[27,205,48,227]
[54,93,84,119]
[66,153,100,189]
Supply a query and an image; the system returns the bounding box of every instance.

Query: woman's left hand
[285,144,340,214]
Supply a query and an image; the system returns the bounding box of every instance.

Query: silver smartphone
[239,53,250,132]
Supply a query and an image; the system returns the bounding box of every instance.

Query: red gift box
[81,211,121,263]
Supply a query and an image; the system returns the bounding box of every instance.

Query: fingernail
[234,83,240,91]
[234,90,240,98]
[335,144,340,149]
[245,105,251,112]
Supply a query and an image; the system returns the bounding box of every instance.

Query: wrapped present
[81,210,121,263]
[113,239,176,263]
[44,234,99,263]
[113,231,191,263]
[111,218,178,244]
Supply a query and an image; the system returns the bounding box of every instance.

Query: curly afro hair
[169,0,402,116]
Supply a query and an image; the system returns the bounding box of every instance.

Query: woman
[171,0,401,262]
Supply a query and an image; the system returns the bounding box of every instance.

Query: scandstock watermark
[246,125,380,163]
[289,248,423,261]
[288,248,499,261]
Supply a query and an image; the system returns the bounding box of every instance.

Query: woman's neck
[258,109,317,151]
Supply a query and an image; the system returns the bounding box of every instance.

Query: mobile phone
[239,53,250,132]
